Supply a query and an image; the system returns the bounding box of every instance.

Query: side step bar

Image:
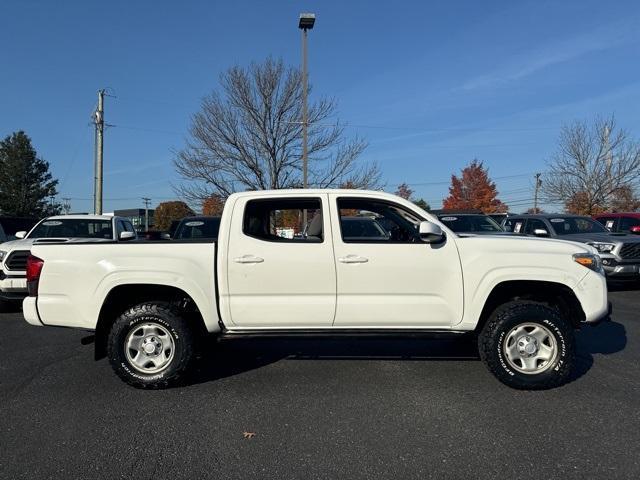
[217,329,472,341]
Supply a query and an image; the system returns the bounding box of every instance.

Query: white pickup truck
[22,190,611,390]
[0,215,137,310]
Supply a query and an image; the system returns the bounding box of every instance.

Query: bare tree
[174,58,380,202]
[544,116,640,214]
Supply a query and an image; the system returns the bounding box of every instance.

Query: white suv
[0,215,136,310]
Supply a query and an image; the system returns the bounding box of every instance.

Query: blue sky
[1,0,639,213]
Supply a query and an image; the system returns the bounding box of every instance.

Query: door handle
[234,255,264,264]
[338,255,369,264]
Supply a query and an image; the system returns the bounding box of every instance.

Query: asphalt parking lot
[0,288,638,480]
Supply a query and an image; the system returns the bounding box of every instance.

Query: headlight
[0,250,6,261]
[587,242,615,253]
[573,253,604,274]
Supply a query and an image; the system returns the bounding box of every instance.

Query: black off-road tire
[107,302,195,389]
[478,302,575,390]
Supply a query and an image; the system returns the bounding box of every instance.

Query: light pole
[299,13,315,189]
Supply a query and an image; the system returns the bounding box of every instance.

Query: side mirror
[419,221,444,243]
[533,228,549,237]
[15,231,26,239]
[119,231,136,241]
[161,233,171,240]
[630,226,640,235]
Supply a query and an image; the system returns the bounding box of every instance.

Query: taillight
[26,254,44,296]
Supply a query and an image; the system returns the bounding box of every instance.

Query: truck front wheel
[478,303,575,390]
[107,302,195,389]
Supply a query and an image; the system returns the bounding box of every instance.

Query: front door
[226,194,336,328]
[329,195,463,328]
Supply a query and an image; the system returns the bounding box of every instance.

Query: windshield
[550,217,609,236]
[174,217,221,239]
[437,215,503,233]
[28,219,113,239]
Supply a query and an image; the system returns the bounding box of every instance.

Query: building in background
[114,208,155,232]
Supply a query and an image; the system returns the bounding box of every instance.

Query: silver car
[503,214,640,280]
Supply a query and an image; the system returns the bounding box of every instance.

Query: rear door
[225,194,336,328]
[329,194,463,328]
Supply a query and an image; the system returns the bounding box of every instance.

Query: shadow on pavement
[570,320,627,382]
[187,335,479,386]
[186,319,627,387]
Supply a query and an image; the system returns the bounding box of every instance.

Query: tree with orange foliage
[154,201,195,231]
[442,160,508,213]
[202,195,225,216]
[610,185,640,212]
[564,192,603,216]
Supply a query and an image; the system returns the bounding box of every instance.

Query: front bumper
[589,301,612,326]
[0,269,28,294]
[574,270,609,324]
[600,255,640,279]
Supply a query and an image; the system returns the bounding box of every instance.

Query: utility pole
[533,172,542,213]
[93,89,105,215]
[62,197,71,215]
[142,197,151,232]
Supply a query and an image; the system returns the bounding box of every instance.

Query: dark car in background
[433,211,508,235]
[503,214,640,281]
[594,213,640,235]
[172,216,221,240]
[0,217,37,244]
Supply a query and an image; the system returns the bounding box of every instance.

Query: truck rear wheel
[478,303,575,390]
[107,302,195,389]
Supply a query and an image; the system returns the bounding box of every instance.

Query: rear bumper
[22,297,43,326]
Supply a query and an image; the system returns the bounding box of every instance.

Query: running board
[217,329,471,340]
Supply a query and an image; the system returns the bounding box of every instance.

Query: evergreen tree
[0,131,60,217]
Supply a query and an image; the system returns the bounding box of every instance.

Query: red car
[593,213,640,235]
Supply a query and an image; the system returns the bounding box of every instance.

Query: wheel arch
[474,280,585,333]
[94,284,209,360]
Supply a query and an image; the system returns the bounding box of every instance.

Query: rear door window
[243,198,323,242]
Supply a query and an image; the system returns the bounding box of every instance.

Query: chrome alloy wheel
[125,322,175,374]
[503,323,558,375]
